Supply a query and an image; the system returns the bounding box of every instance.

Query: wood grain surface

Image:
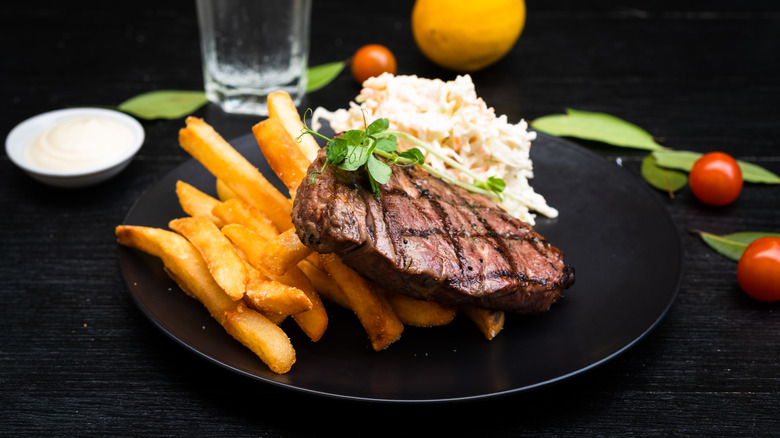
[2,1,778,436]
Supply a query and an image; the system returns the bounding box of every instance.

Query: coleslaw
[311,73,557,225]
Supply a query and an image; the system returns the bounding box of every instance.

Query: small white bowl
[5,107,145,188]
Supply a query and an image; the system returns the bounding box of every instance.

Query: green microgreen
[300,110,506,199]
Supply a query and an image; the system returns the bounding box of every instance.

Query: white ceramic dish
[5,107,145,188]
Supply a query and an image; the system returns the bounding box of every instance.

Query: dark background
[2,1,778,436]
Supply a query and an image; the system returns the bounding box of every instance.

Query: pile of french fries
[116,92,505,374]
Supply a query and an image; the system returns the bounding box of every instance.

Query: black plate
[118,132,682,403]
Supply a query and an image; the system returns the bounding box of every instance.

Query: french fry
[115,225,295,374]
[384,291,458,327]
[273,265,328,342]
[305,252,321,266]
[267,90,320,163]
[319,253,403,351]
[169,216,247,301]
[228,252,291,326]
[296,259,350,309]
[116,225,234,320]
[215,178,237,201]
[178,117,293,231]
[222,223,328,342]
[222,304,296,374]
[175,180,224,227]
[461,306,505,340]
[252,117,311,197]
[221,220,310,277]
[243,271,313,317]
[221,224,269,271]
[255,228,313,276]
[261,310,288,326]
[211,198,279,241]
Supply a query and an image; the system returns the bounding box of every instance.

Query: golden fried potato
[222,304,296,374]
[116,225,234,320]
[261,310,288,326]
[175,180,224,227]
[232,261,291,326]
[296,259,350,309]
[211,198,279,241]
[267,90,320,163]
[178,117,293,231]
[221,224,266,268]
[215,178,237,201]
[243,271,313,317]
[272,265,328,342]
[222,223,328,342]
[169,216,247,301]
[255,228,313,276]
[461,306,505,340]
[252,117,312,197]
[115,225,295,374]
[384,290,458,327]
[319,254,403,351]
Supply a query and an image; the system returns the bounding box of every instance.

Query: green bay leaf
[531,109,667,151]
[306,60,347,93]
[697,231,780,261]
[118,90,208,120]
[653,150,780,184]
[640,154,687,196]
[737,160,780,184]
[651,150,700,171]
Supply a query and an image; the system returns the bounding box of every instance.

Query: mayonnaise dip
[24,116,136,171]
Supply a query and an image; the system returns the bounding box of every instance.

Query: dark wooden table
[2,1,778,436]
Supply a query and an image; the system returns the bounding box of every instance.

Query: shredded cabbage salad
[311,73,557,225]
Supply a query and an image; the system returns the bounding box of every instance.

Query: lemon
[411,0,526,72]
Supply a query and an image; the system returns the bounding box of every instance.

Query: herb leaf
[641,154,688,197]
[487,176,507,193]
[695,231,780,261]
[326,137,349,163]
[531,109,667,151]
[653,150,780,184]
[118,90,209,120]
[300,114,506,200]
[739,161,780,184]
[343,129,367,146]
[398,148,425,164]
[366,118,390,135]
[532,109,780,189]
[367,154,392,185]
[650,149,699,171]
[340,143,371,171]
[375,136,398,153]
[306,60,347,93]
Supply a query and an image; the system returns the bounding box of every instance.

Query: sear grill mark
[410,176,473,286]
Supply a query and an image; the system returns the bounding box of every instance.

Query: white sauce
[24,116,135,171]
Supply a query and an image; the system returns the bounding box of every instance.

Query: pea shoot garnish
[300,110,506,200]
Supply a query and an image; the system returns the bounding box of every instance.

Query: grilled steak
[292,149,575,314]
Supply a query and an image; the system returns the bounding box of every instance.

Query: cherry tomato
[688,152,743,206]
[737,237,780,302]
[351,44,397,84]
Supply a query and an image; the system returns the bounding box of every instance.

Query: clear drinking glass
[195,0,311,116]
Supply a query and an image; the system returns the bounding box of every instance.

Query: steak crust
[292,149,574,314]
